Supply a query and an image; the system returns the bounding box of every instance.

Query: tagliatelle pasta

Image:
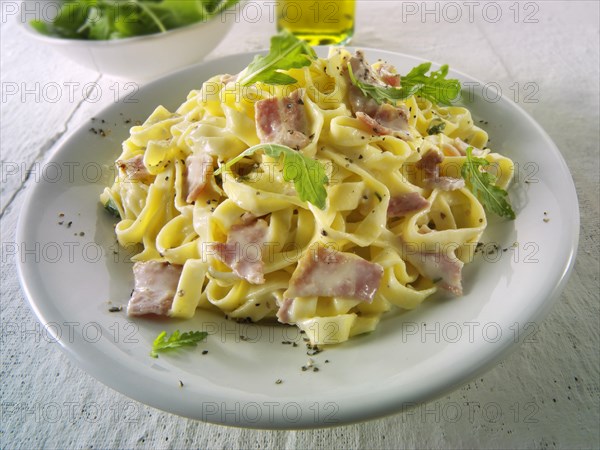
[100,44,514,346]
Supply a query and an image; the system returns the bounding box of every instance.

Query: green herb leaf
[30,0,240,40]
[237,31,317,86]
[214,143,328,209]
[150,330,208,358]
[461,147,516,220]
[103,198,121,219]
[427,120,446,135]
[347,62,423,105]
[400,62,461,106]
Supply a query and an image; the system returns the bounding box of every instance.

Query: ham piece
[117,154,153,183]
[278,246,383,323]
[387,192,430,217]
[213,218,269,284]
[347,51,411,140]
[356,104,411,140]
[127,261,182,316]
[406,250,464,295]
[287,246,383,301]
[375,63,401,87]
[185,152,213,203]
[254,89,310,150]
[417,149,465,191]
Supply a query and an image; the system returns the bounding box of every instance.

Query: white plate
[16,49,579,429]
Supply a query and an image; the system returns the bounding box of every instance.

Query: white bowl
[18,9,235,81]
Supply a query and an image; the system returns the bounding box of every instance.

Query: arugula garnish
[237,31,317,86]
[347,60,461,106]
[347,62,422,105]
[214,143,328,209]
[150,330,208,358]
[401,63,461,105]
[461,147,515,220]
[103,198,121,219]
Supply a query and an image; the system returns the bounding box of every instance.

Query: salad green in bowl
[31,0,240,40]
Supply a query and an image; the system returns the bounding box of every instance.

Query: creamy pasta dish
[101,33,515,345]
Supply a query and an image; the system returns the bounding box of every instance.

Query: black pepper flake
[321,229,328,236]
[67,221,72,228]
[79,232,85,236]
[179,380,184,387]
[358,154,363,159]
[202,350,208,355]
[58,221,63,225]
[292,342,298,347]
[313,367,319,372]
[307,347,322,356]
[440,212,446,219]
[108,306,122,312]
[275,379,283,384]
[325,359,329,363]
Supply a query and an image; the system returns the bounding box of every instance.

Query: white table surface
[1,1,598,448]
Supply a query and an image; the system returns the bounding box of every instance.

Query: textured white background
[1,1,599,448]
